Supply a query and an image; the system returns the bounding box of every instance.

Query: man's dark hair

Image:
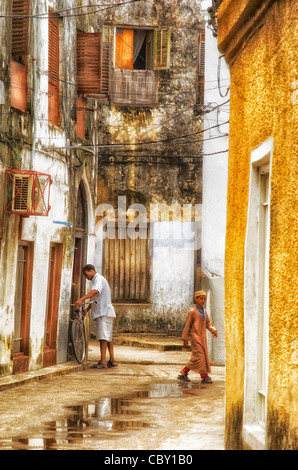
[82,264,96,272]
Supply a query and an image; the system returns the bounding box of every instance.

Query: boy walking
[178,290,217,383]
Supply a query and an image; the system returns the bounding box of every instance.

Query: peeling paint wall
[0,0,211,376]
[93,0,205,332]
[0,1,98,376]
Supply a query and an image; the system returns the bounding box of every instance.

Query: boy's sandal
[177,374,191,382]
[92,362,108,369]
[107,360,118,368]
[201,376,213,383]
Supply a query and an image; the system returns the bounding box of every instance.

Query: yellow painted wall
[218,0,298,449]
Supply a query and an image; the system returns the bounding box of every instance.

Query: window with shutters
[197,32,205,105]
[108,26,170,106]
[48,14,60,126]
[115,28,155,70]
[11,0,30,112]
[114,27,170,71]
[76,26,170,105]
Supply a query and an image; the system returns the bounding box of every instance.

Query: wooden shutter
[101,26,113,94]
[115,28,134,70]
[103,226,150,302]
[77,32,101,94]
[11,59,27,111]
[153,29,171,70]
[76,97,85,139]
[101,42,112,94]
[48,15,59,88]
[197,32,205,105]
[102,25,114,43]
[48,15,60,125]
[11,0,30,57]
[198,32,205,76]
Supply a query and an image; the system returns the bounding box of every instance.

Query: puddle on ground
[0,381,203,450]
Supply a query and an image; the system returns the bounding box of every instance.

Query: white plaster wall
[201,1,229,278]
[152,222,195,326]
[20,152,73,368]
[0,1,98,373]
[201,0,230,364]
[17,0,71,367]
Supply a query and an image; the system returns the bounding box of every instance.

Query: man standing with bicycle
[75,264,118,369]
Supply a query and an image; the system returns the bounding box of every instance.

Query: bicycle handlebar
[70,301,94,308]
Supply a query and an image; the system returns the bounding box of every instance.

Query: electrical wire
[96,148,229,166]
[7,74,229,137]
[4,3,230,160]
[217,54,230,98]
[41,121,229,151]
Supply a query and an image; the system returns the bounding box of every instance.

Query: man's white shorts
[95,316,113,342]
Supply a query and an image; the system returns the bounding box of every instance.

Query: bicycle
[70,303,91,364]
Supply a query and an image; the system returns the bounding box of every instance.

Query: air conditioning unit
[12,174,33,212]
[4,169,52,217]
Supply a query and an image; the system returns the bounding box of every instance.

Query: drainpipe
[30,1,38,170]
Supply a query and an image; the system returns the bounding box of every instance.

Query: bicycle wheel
[71,319,86,364]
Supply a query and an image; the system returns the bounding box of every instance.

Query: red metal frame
[3,169,52,217]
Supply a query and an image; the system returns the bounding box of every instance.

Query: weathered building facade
[89,0,207,334]
[0,0,213,378]
[217,0,298,450]
[0,0,100,376]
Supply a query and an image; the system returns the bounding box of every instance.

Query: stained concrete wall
[218,0,298,450]
[94,0,205,333]
[0,0,99,376]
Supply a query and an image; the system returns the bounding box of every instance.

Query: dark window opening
[115,29,153,70]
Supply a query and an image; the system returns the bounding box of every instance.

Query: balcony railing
[110,69,157,107]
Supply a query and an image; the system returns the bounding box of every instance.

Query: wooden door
[13,241,33,374]
[43,243,63,367]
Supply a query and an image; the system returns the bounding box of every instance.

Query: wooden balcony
[110,69,157,107]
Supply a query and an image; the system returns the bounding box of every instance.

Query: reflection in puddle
[1,381,203,450]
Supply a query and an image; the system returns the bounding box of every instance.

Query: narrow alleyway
[0,340,225,451]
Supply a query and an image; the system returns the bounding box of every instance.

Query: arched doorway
[71,181,88,304]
